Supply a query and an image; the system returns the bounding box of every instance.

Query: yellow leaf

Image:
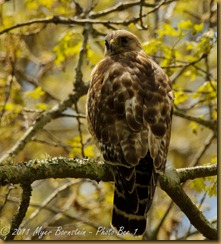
[35,103,49,111]
[174,90,189,105]
[2,103,22,114]
[178,20,193,30]
[67,135,82,157]
[194,23,204,33]
[25,87,45,99]
[156,24,181,37]
[143,40,162,55]
[189,121,198,134]
[26,1,38,10]
[84,145,95,158]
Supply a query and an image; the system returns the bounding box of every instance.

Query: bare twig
[0,74,14,124]
[0,185,15,213]
[173,109,217,132]
[146,0,177,15]
[89,0,155,19]
[0,16,140,35]
[178,218,217,240]
[74,103,85,157]
[0,1,177,36]
[20,180,82,228]
[60,113,86,119]
[190,133,215,167]
[0,92,81,164]
[184,187,212,238]
[31,138,72,152]
[170,54,207,83]
[3,195,125,240]
[145,200,174,240]
[139,0,148,30]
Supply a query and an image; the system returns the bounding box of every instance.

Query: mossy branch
[5,184,32,241]
[0,157,217,240]
[0,157,217,186]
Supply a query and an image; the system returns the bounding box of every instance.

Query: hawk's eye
[105,40,109,49]
[120,36,129,45]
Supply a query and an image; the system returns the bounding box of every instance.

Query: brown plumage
[86,30,174,236]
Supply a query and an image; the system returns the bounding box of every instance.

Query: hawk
[86,30,173,236]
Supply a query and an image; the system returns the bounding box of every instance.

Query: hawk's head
[104,30,142,56]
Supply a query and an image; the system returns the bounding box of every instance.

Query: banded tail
[111,152,158,236]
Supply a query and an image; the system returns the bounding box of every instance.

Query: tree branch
[0,157,217,240]
[159,170,217,240]
[0,157,112,186]
[89,0,155,19]
[0,25,89,164]
[176,164,217,183]
[0,16,138,35]
[0,1,177,36]
[20,180,82,228]
[5,184,32,241]
[173,109,217,132]
[0,92,85,164]
[0,157,217,186]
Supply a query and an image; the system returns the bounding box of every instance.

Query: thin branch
[159,170,217,240]
[0,16,140,35]
[15,69,61,102]
[146,0,171,15]
[31,138,72,152]
[186,187,211,238]
[173,109,217,132]
[3,195,125,240]
[0,1,177,36]
[0,73,14,124]
[190,133,215,167]
[74,103,85,157]
[0,92,84,164]
[5,184,32,241]
[72,0,83,15]
[0,25,89,164]
[176,164,217,183]
[3,194,99,231]
[73,24,90,92]
[170,54,207,83]
[60,113,86,119]
[0,185,15,213]
[178,218,217,240]
[90,0,146,18]
[139,0,148,30]
[145,200,174,240]
[20,180,82,228]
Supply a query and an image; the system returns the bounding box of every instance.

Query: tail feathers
[112,204,147,236]
[111,153,158,236]
[112,188,148,236]
[114,167,138,212]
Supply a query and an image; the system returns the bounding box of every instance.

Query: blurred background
[0,0,217,240]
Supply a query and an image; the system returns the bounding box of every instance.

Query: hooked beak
[109,38,117,52]
[110,39,116,45]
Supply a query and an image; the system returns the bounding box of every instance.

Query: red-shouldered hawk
[86,30,174,236]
